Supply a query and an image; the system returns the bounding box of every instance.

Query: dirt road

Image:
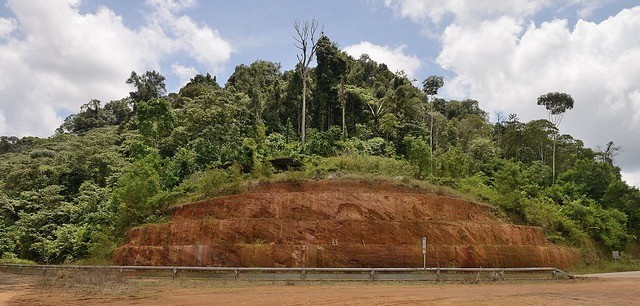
[2,272,639,305]
[580,270,640,278]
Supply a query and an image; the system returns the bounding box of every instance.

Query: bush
[564,199,629,250]
[338,137,395,157]
[315,155,415,178]
[304,127,342,156]
[402,136,430,179]
[523,197,589,246]
[0,252,36,265]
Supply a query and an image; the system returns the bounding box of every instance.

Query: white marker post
[422,237,427,269]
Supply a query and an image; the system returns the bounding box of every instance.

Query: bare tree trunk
[339,79,346,138]
[429,95,434,176]
[293,19,321,145]
[301,73,307,144]
[552,136,556,184]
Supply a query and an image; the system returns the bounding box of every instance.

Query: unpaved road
[1,272,639,305]
[581,270,640,278]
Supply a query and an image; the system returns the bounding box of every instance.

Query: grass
[167,155,479,209]
[570,255,640,274]
[0,253,37,265]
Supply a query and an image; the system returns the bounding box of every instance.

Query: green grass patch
[571,253,640,274]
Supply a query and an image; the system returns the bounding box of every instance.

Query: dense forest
[1,34,638,264]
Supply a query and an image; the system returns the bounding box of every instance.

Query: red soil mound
[113,180,576,268]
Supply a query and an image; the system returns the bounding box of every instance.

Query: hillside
[114,180,575,268]
[0,33,638,266]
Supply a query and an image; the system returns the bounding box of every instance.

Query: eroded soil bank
[114,180,576,268]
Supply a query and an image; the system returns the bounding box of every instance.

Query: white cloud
[343,41,421,78]
[569,0,612,19]
[621,170,640,190]
[383,0,551,24]
[171,63,198,87]
[145,0,232,73]
[381,1,640,186]
[0,17,17,38]
[436,7,640,181]
[0,0,232,137]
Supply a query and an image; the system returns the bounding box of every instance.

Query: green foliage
[126,70,166,103]
[0,253,36,265]
[316,155,415,178]
[304,126,342,156]
[422,76,444,96]
[339,137,395,157]
[112,154,168,233]
[0,50,635,266]
[557,158,617,202]
[537,92,574,116]
[403,136,430,179]
[564,199,628,250]
[133,98,174,145]
[572,253,640,274]
[179,73,221,99]
[522,197,589,246]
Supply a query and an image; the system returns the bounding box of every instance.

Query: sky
[0,0,639,187]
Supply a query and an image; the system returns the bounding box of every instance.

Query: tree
[315,35,347,132]
[135,98,174,146]
[422,76,444,176]
[179,73,221,99]
[537,92,574,182]
[226,61,282,123]
[57,99,112,134]
[126,71,167,105]
[596,141,623,166]
[293,19,321,144]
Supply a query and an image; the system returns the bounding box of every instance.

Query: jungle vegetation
[0,34,638,264]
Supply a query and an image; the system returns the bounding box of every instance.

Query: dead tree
[293,19,321,144]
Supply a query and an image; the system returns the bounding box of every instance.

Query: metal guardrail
[0,264,573,281]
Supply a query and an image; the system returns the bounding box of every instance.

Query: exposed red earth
[114,180,576,268]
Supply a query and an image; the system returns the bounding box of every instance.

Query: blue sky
[68,0,448,89]
[1,0,639,186]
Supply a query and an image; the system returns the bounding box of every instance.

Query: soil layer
[114,180,576,268]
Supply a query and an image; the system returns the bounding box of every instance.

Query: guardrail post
[234,269,239,280]
[302,268,306,281]
[436,268,441,281]
[18,265,22,274]
[42,267,46,276]
[172,268,177,280]
[370,269,375,281]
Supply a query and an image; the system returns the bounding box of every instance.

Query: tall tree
[315,35,347,131]
[537,92,574,182]
[126,71,167,105]
[293,19,321,144]
[338,77,347,138]
[226,61,282,123]
[422,76,444,176]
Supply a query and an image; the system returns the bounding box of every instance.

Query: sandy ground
[1,272,639,305]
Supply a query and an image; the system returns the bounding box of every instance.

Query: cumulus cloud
[145,0,232,72]
[0,0,232,137]
[0,17,17,38]
[383,0,550,24]
[343,41,421,78]
[171,63,198,86]
[382,1,640,185]
[569,0,613,18]
[437,7,640,175]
